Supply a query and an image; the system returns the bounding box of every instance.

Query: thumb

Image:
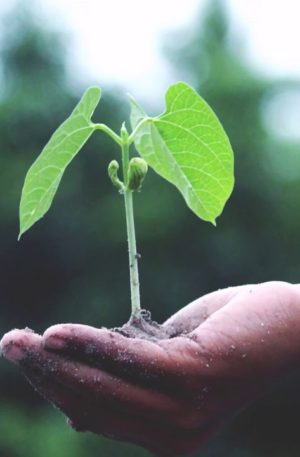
[162,285,249,336]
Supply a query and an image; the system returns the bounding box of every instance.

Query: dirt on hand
[114,309,175,341]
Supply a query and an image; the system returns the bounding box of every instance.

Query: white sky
[1,1,300,104]
[227,0,300,78]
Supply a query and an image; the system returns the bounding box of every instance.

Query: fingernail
[43,325,71,350]
[44,335,66,350]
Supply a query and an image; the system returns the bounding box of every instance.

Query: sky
[227,0,300,78]
[1,0,299,102]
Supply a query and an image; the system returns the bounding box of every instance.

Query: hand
[1,281,300,456]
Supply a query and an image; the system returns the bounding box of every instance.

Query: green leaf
[19,87,101,238]
[130,82,234,224]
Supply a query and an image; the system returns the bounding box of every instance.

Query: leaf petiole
[127,117,153,145]
[93,123,123,146]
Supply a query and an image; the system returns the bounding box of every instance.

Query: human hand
[1,281,300,456]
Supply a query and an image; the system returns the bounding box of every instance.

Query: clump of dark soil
[114,309,173,341]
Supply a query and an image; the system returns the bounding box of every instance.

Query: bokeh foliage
[1,1,300,456]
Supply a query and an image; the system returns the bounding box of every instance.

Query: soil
[113,309,174,341]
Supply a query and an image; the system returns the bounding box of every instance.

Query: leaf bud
[120,122,128,141]
[127,157,148,191]
[108,160,124,191]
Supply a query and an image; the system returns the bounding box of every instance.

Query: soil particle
[113,309,172,341]
[24,327,34,333]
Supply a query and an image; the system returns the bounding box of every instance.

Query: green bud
[108,160,124,191]
[128,157,148,191]
[120,122,128,142]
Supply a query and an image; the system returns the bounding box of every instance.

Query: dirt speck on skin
[113,310,172,341]
[24,327,34,333]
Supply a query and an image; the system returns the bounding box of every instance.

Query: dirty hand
[1,281,300,456]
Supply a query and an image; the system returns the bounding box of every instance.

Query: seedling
[19,82,234,321]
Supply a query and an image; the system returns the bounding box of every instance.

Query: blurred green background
[1,1,300,456]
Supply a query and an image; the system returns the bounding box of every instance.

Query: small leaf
[130,82,234,224]
[19,87,101,238]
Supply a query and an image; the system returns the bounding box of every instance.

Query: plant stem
[121,140,141,316]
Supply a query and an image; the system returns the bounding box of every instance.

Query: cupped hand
[2,281,300,456]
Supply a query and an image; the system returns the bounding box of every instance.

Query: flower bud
[128,157,148,191]
[108,160,124,191]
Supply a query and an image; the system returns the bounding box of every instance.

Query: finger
[1,329,202,429]
[0,330,209,453]
[0,328,42,363]
[43,324,206,388]
[23,371,211,457]
[163,285,250,335]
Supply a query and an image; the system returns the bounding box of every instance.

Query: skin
[1,281,300,456]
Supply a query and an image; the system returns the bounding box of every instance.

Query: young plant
[19,82,234,318]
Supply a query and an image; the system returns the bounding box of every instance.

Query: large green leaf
[19,87,101,238]
[130,82,234,224]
